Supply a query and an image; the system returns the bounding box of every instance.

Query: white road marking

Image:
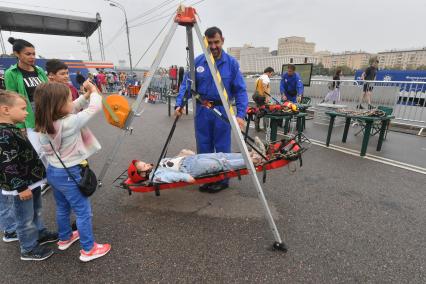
[249,125,426,175]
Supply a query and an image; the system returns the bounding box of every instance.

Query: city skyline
[229,36,426,73]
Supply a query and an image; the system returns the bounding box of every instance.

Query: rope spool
[102,95,131,128]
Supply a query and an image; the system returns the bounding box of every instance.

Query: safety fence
[144,76,426,129]
[245,78,426,128]
[145,75,173,103]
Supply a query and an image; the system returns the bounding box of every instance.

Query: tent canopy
[0,6,101,37]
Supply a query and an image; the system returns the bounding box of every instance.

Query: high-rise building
[256,55,319,74]
[319,51,372,70]
[239,46,270,73]
[227,44,252,60]
[278,36,315,56]
[378,48,426,70]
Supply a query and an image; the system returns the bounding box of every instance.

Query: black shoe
[41,184,51,196]
[71,221,78,231]
[3,231,18,243]
[368,104,375,110]
[199,184,212,193]
[21,245,54,261]
[38,231,58,245]
[205,183,229,194]
[357,104,364,109]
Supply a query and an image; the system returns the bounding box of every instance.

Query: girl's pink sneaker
[79,242,111,262]
[57,231,80,251]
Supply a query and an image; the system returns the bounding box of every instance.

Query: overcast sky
[1,0,425,68]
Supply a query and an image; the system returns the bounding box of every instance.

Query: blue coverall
[176,51,248,185]
[280,72,304,103]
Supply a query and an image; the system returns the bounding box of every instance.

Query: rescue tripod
[97,6,288,252]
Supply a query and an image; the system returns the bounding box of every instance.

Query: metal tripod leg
[97,21,179,184]
[186,26,197,118]
[194,23,287,251]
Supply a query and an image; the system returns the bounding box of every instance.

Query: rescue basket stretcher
[118,139,305,195]
[122,157,289,193]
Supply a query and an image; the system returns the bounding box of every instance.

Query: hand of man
[174,107,183,117]
[296,96,302,103]
[282,95,287,101]
[236,117,245,130]
[19,189,33,201]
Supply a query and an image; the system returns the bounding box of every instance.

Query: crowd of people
[75,70,135,96]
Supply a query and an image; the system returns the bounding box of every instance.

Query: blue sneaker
[21,245,54,261]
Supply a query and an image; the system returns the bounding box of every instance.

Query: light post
[106,0,133,75]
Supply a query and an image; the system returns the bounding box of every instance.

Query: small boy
[0,90,58,261]
[45,59,79,100]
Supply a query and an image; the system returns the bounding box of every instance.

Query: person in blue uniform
[175,26,248,193]
[280,64,304,103]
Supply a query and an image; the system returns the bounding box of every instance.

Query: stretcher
[117,139,304,195]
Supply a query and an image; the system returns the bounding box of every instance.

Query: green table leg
[360,121,373,156]
[284,118,290,134]
[326,115,335,147]
[297,116,303,142]
[376,119,388,151]
[270,118,278,141]
[342,117,351,143]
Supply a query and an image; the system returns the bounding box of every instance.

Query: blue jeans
[181,153,246,177]
[0,193,16,233]
[11,188,46,253]
[47,165,94,251]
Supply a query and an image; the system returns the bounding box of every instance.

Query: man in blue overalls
[280,64,304,103]
[175,26,248,193]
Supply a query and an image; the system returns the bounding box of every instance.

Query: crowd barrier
[144,76,426,129]
[245,77,426,129]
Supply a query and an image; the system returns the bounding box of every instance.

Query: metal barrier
[245,77,426,129]
[146,75,171,103]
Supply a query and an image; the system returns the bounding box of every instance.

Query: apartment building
[278,36,315,56]
[378,48,426,69]
[320,51,372,70]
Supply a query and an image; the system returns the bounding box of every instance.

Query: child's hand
[19,189,33,201]
[187,176,196,183]
[83,79,97,94]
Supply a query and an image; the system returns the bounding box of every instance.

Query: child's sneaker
[21,245,54,261]
[79,242,111,262]
[38,230,59,245]
[40,184,51,196]
[57,231,80,251]
[3,231,18,243]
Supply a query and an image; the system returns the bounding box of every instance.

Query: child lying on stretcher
[128,138,301,184]
[132,150,260,184]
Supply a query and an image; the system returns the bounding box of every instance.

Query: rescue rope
[336,109,386,117]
